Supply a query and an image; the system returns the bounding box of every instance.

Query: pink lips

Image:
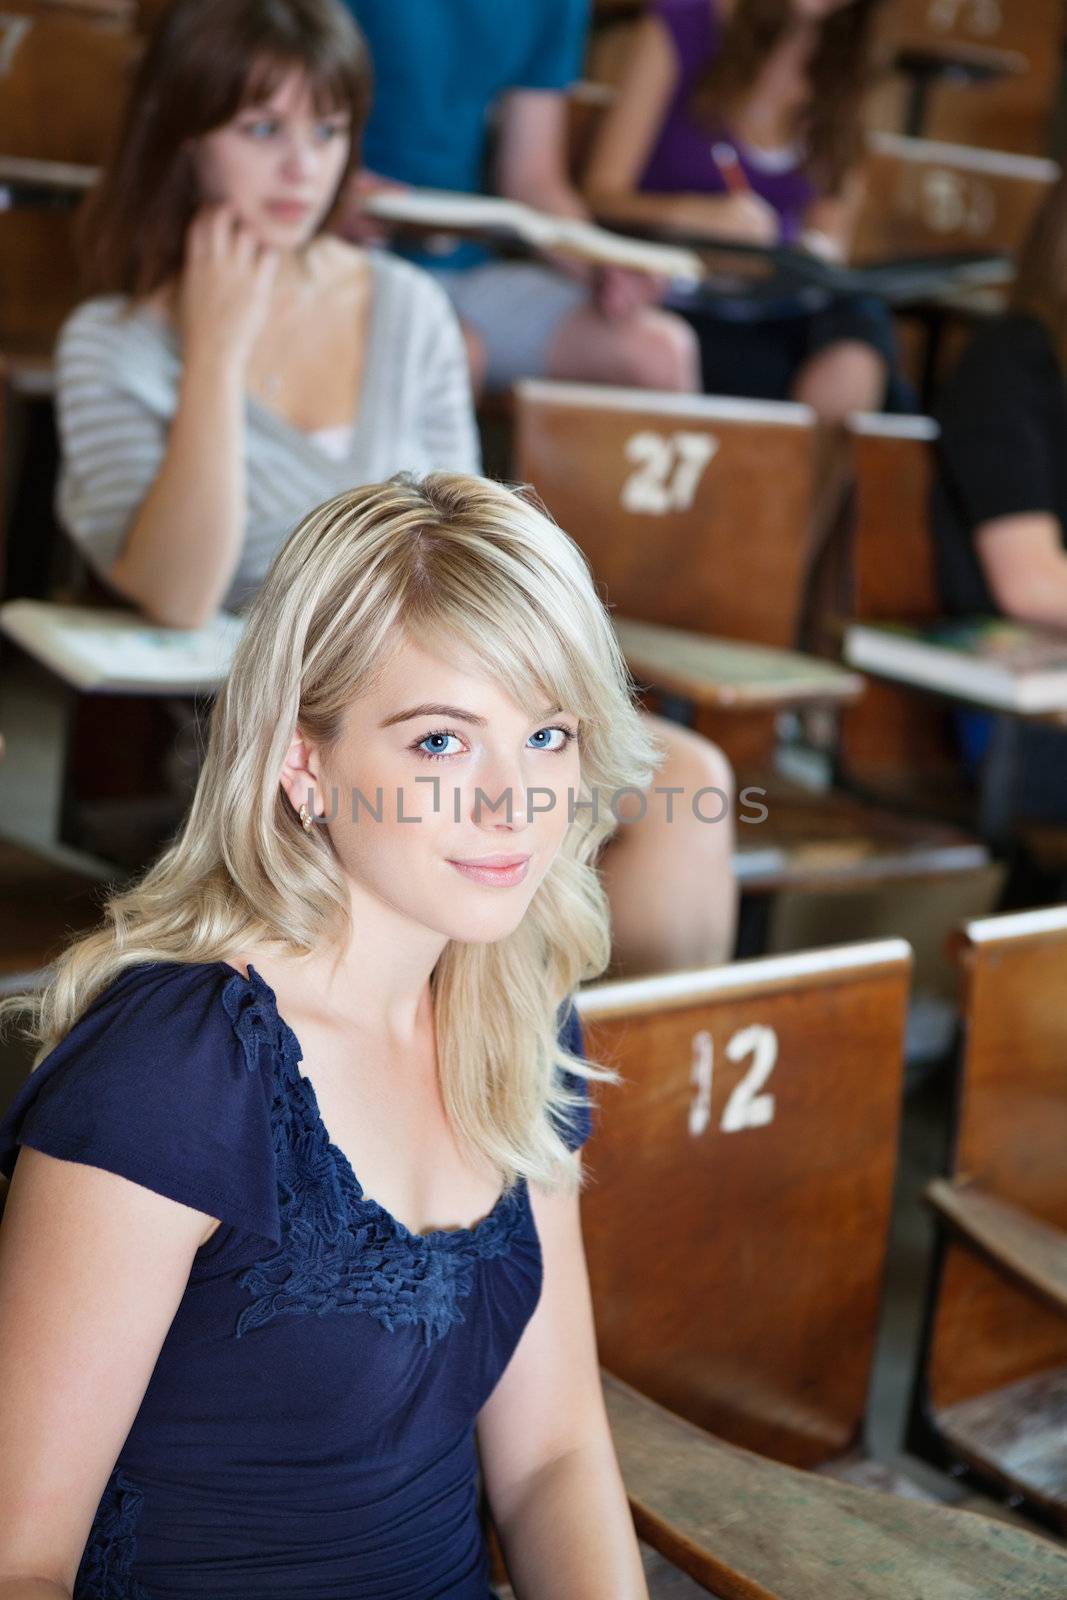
[447,854,531,887]
[265,199,312,221]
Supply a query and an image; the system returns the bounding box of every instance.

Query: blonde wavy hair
[4,473,662,1190]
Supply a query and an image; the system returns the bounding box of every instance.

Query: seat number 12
[688,1025,778,1136]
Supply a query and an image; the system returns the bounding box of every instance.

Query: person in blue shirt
[0,472,656,1596]
[340,0,701,394]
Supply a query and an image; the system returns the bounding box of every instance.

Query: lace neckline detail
[218,961,520,1248]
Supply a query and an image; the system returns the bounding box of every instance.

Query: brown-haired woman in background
[932,172,1067,819]
[57,0,479,629]
[55,0,739,982]
[584,0,907,420]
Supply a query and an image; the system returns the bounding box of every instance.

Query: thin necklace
[260,250,319,401]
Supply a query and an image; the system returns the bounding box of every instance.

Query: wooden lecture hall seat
[576,939,913,1472]
[0,3,141,361]
[853,132,1058,266]
[603,1373,1067,1598]
[876,0,1064,155]
[514,378,989,901]
[911,905,1067,1532]
[835,411,962,811]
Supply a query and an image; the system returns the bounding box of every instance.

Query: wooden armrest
[927,1177,1067,1318]
[613,617,864,712]
[0,155,99,193]
[893,42,1027,85]
[604,1372,1067,1597]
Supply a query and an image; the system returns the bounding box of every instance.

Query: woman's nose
[471,752,532,829]
[280,136,317,180]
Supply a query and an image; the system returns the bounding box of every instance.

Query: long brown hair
[1011,173,1067,362]
[80,0,372,298]
[691,0,887,196]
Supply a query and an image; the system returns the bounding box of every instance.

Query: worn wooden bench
[874,0,1064,156]
[911,905,1067,1531]
[514,379,990,899]
[0,4,140,164]
[834,413,964,809]
[606,1373,1067,1598]
[853,133,1058,264]
[576,938,912,1469]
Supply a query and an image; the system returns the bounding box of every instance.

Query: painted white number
[621,430,718,515]
[686,1023,779,1136]
[721,1024,778,1132]
[927,0,1001,36]
[0,14,32,77]
[688,1029,714,1137]
[920,169,996,239]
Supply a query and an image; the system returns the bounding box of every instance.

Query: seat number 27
[621,430,718,515]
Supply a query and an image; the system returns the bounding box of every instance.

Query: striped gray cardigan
[54,251,481,613]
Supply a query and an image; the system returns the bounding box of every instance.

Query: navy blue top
[0,960,591,1598]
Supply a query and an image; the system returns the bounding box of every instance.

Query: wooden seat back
[876,0,1064,156]
[0,5,141,164]
[0,210,82,359]
[577,937,912,1469]
[514,380,817,650]
[837,414,960,798]
[924,907,1067,1421]
[852,133,1058,261]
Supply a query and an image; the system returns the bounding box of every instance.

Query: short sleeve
[517,0,589,91]
[0,963,281,1246]
[935,317,1060,530]
[552,996,593,1153]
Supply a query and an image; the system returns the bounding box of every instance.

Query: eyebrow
[380,702,565,729]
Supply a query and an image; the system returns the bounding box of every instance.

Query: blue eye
[416,731,465,760]
[315,121,349,143]
[527,727,576,752]
[411,725,577,762]
[242,117,279,140]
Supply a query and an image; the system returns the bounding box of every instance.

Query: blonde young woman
[0,475,656,1598]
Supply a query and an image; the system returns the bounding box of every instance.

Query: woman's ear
[279,728,322,821]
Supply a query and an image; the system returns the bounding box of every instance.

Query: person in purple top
[585,0,906,420]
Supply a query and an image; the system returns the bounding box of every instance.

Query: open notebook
[845,618,1067,714]
[0,601,245,693]
[362,189,705,281]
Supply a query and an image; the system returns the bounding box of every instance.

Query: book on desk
[362,190,705,281]
[844,618,1067,714]
[363,187,1010,309]
[0,600,245,694]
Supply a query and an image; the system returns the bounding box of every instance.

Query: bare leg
[459,319,489,402]
[546,304,700,393]
[599,714,738,978]
[791,339,886,424]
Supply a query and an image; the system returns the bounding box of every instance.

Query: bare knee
[614,310,701,394]
[793,340,886,423]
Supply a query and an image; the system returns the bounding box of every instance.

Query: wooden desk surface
[615,617,865,712]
